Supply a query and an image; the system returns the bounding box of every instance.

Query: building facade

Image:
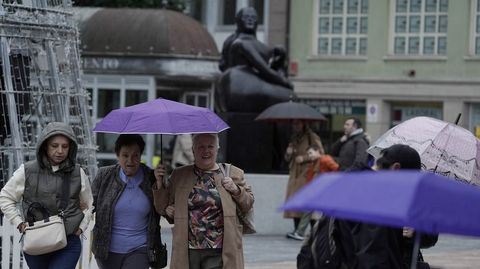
[185,0,271,48]
[74,8,220,167]
[74,1,291,171]
[289,0,480,147]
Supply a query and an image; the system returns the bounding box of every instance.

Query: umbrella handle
[160,135,163,164]
[410,231,421,269]
[454,113,462,125]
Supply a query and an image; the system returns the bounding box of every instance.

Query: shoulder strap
[59,171,71,213]
[218,163,231,177]
[26,202,50,225]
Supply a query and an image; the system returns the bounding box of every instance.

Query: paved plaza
[161,227,480,269]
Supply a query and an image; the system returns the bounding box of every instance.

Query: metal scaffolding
[0,0,97,187]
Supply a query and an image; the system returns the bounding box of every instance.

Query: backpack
[297,216,344,269]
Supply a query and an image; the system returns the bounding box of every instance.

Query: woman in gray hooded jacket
[0,122,93,269]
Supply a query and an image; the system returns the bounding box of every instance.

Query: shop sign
[401,107,442,120]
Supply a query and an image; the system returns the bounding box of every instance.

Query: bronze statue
[216,7,294,113]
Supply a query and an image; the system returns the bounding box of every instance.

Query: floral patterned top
[188,165,224,249]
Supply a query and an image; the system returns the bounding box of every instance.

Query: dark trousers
[188,248,223,269]
[96,246,149,269]
[294,217,300,230]
[24,235,81,269]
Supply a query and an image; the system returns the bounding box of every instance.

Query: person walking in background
[287,144,339,241]
[152,133,254,269]
[91,134,164,269]
[331,117,370,171]
[0,122,93,269]
[284,120,324,239]
[171,134,194,169]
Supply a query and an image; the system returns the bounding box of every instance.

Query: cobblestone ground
[162,227,480,269]
[243,234,480,269]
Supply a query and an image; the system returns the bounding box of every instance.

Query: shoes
[286,232,304,241]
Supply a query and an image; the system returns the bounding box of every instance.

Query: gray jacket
[331,132,370,171]
[91,164,162,260]
[22,122,84,235]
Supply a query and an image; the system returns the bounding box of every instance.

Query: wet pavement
[161,226,480,269]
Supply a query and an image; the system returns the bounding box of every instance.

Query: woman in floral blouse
[153,133,254,269]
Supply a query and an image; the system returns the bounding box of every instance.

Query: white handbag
[23,213,67,255]
[21,172,71,255]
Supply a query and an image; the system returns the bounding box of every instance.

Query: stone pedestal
[218,112,290,173]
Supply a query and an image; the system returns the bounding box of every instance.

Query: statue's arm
[234,40,293,89]
[219,33,238,72]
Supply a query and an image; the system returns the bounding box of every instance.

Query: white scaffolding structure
[0,0,97,187]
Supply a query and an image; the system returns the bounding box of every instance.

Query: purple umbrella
[93,98,229,161]
[93,98,229,134]
[282,170,480,268]
[282,170,480,236]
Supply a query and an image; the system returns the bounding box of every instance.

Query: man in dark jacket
[346,144,437,269]
[298,145,437,269]
[331,117,370,171]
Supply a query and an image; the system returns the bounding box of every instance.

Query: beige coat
[283,128,323,219]
[153,164,254,269]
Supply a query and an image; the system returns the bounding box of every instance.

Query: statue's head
[235,7,258,34]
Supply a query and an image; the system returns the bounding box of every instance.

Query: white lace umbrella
[367,116,480,186]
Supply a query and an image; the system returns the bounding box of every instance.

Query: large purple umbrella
[282,170,480,237]
[93,98,229,134]
[282,170,480,268]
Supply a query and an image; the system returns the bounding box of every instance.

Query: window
[473,0,480,55]
[220,0,238,25]
[126,90,148,107]
[249,0,265,25]
[86,88,93,117]
[186,0,205,23]
[97,89,120,118]
[392,0,448,56]
[218,0,265,26]
[183,92,210,108]
[82,75,154,164]
[314,0,369,56]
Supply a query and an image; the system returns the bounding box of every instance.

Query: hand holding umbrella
[222,176,240,195]
[153,164,167,189]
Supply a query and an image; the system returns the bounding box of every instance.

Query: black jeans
[188,248,223,269]
[96,246,149,269]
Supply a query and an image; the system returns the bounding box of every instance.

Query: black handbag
[148,243,168,269]
[147,169,168,269]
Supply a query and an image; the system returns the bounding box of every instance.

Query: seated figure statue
[216,6,294,113]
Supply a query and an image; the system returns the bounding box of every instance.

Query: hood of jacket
[36,122,78,173]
